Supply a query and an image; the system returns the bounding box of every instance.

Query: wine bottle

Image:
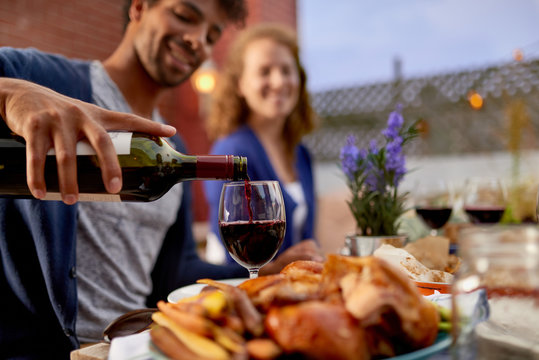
[0,132,248,202]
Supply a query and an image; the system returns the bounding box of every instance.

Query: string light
[192,60,217,94]
[513,48,523,62]
[468,91,483,110]
[194,72,216,93]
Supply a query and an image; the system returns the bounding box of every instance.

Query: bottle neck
[194,155,248,181]
[130,132,248,181]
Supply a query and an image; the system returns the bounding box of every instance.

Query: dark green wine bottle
[0,132,248,202]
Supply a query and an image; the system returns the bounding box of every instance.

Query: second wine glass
[413,179,454,236]
[218,180,286,279]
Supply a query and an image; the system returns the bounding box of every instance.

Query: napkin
[108,331,153,360]
[373,244,453,283]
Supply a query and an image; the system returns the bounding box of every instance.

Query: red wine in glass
[219,180,285,279]
[219,220,285,269]
[413,179,454,236]
[463,177,507,224]
[464,206,505,224]
[416,207,452,231]
[244,178,253,222]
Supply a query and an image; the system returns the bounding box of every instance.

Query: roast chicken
[150,255,440,359]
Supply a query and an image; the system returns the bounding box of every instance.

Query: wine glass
[218,181,286,279]
[463,177,507,224]
[413,179,454,236]
[536,186,539,222]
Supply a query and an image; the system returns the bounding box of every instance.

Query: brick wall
[0,0,124,61]
[0,0,297,221]
[246,0,297,28]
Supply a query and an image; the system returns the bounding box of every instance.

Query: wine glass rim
[224,180,280,186]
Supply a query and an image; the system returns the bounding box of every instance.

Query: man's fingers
[25,135,48,200]
[52,132,79,205]
[102,110,176,137]
[84,125,122,194]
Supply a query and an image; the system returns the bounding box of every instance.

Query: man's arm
[0,77,176,204]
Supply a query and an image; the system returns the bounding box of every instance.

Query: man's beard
[155,66,194,87]
[139,42,198,87]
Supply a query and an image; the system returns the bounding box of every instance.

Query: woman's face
[238,38,300,124]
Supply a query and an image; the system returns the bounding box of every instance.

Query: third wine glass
[463,177,507,224]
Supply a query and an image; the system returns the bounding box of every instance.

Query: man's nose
[184,25,211,59]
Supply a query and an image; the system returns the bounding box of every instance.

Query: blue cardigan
[204,126,316,262]
[0,48,247,359]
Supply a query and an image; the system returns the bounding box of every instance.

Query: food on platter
[265,301,369,359]
[404,236,450,271]
[403,235,461,274]
[150,255,441,359]
[237,260,323,312]
[373,244,453,283]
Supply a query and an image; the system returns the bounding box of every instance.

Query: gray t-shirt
[76,61,182,342]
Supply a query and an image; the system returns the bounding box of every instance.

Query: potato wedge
[152,312,229,360]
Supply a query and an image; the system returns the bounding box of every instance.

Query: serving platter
[148,333,451,360]
[385,332,451,359]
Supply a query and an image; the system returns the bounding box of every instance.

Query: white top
[284,181,308,245]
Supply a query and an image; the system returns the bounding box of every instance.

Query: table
[71,341,451,360]
[70,343,109,360]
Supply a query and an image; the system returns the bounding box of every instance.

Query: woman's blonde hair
[205,23,317,158]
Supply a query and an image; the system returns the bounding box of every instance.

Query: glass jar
[451,225,539,359]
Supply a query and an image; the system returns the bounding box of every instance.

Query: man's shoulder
[0,47,88,70]
[0,47,92,101]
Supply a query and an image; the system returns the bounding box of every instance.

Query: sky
[297,0,539,92]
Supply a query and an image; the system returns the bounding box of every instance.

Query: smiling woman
[203,23,321,266]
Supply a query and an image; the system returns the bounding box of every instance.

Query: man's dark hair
[123,0,247,31]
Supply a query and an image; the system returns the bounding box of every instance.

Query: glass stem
[248,268,259,279]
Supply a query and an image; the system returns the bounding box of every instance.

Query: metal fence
[305,58,539,162]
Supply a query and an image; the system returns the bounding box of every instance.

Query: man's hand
[259,239,324,276]
[0,78,176,204]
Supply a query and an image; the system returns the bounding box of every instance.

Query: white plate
[167,278,248,303]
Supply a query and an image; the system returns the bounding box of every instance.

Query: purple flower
[340,135,360,180]
[365,167,386,192]
[382,107,404,140]
[369,139,378,154]
[359,148,368,158]
[385,137,406,186]
[386,136,403,157]
[364,161,378,191]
